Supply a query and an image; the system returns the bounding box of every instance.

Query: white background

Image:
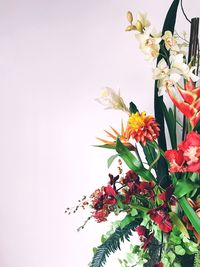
[0,1,199,267]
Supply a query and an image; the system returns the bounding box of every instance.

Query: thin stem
[180,0,191,23]
[149,143,161,171]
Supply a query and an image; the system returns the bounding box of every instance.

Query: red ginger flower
[168,79,200,128]
[128,112,160,145]
[165,131,200,173]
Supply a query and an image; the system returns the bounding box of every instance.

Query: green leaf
[178,197,200,234]
[116,138,156,182]
[175,245,186,256]
[129,102,138,114]
[107,154,118,168]
[167,251,176,264]
[93,144,116,149]
[162,104,177,149]
[169,212,189,238]
[120,215,134,229]
[130,208,138,217]
[193,119,200,133]
[130,203,148,213]
[174,179,198,198]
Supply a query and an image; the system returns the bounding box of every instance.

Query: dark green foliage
[129,102,139,114]
[154,0,180,188]
[193,120,200,134]
[90,219,141,267]
[194,250,200,267]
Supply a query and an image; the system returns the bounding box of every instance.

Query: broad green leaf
[174,179,198,198]
[179,197,200,234]
[116,138,156,182]
[169,212,189,238]
[107,154,118,168]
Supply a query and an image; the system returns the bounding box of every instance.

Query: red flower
[148,206,172,233]
[122,170,140,186]
[158,185,177,206]
[93,208,109,222]
[135,225,154,251]
[154,262,163,267]
[128,112,160,145]
[135,225,147,236]
[168,79,200,128]
[165,131,200,173]
[139,181,155,201]
[104,185,117,205]
[90,185,117,222]
[164,149,185,172]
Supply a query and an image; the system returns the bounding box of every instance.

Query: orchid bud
[125,25,136,32]
[127,11,133,24]
[136,20,143,33]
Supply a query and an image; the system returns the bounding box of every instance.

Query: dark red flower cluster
[90,185,117,222]
[135,225,154,251]
[121,170,155,203]
[165,131,200,173]
[158,185,177,206]
[148,205,172,233]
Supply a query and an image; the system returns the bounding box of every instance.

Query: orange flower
[96,121,135,151]
[128,112,160,145]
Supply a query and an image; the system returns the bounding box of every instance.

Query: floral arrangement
[66,1,200,267]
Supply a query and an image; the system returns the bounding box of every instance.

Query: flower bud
[125,25,136,32]
[127,11,133,24]
[136,20,143,33]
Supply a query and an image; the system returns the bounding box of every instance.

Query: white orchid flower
[95,87,129,112]
[157,78,175,96]
[152,58,170,80]
[170,54,199,82]
[162,31,178,50]
[136,33,161,60]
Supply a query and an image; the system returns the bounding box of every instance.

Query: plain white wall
[0,0,199,267]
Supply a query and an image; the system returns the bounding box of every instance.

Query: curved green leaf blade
[178,197,200,234]
[116,138,156,182]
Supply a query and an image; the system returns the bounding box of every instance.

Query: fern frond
[90,219,141,267]
[194,249,200,267]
